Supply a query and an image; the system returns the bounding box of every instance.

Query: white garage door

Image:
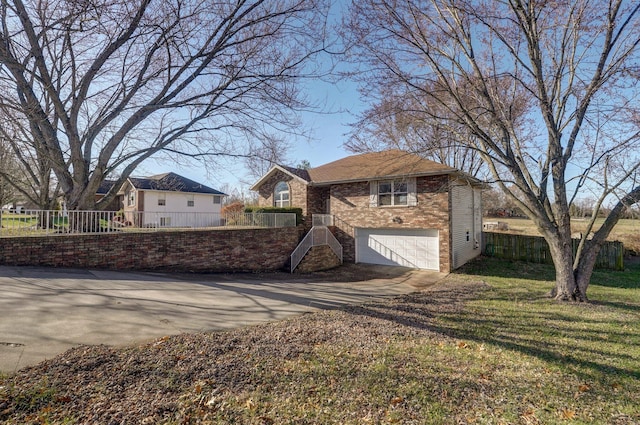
[355,228,439,270]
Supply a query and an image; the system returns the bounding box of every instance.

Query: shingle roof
[280,165,311,182]
[307,150,458,184]
[128,172,225,195]
[250,150,478,191]
[96,179,118,195]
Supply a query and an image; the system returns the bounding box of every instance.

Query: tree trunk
[546,233,587,302]
[574,245,600,301]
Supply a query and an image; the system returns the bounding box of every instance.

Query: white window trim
[158,193,166,206]
[187,194,195,207]
[370,178,417,207]
[274,181,290,208]
[127,190,136,207]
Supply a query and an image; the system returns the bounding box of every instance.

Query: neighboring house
[251,150,484,273]
[118,172,226,228]
[96,180,124,212]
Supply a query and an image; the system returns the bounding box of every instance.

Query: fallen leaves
[561,408,577,420]
[578,384,590,393]
[520,407,539,425]
[1,280,638,425]
[390,396,404,406]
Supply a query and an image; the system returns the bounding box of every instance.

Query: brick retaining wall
[0,228,300,272]
[294,245,341,273]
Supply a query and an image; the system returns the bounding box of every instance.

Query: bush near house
[221,201,245,216]
[244,206,304,226]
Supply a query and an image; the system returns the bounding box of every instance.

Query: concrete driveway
[0,265,445,374]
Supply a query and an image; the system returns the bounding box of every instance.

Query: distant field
[484,217,640,254]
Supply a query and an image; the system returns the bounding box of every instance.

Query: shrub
[244,206,304,225]
[221,201,245,216]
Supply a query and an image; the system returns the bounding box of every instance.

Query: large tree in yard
[0,0,329,210]
[344,0,640,301]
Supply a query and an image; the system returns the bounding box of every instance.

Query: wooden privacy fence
[483,232,624,271]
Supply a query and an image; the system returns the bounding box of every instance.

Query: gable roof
[96,179,119,195]
[127,172,225,195]
[251,150,483,190]
[307,150,458,184]
[280,165,311,182]
[249,164,312,191]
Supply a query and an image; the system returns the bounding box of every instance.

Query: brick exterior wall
[294,245,341,273]
[256,170,309,216]
[0,228,299,272]
[254,171,454,273]
[328,175,452,273]
[307,186,330,216]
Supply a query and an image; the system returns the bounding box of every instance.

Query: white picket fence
[0,209,296,236]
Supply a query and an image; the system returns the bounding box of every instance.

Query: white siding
[141,191,223,227]
[451,183,482,269]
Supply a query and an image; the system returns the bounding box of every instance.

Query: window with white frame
[274,181,290,207]
[370,178,416,207]
[157,193,166,206]
[378,180,408,206]
[213,195,221,204]
[127,190,135,207]
[187,194,194,207]
[160,217,171,227]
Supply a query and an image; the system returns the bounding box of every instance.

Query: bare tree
[0,116,61,209]
[346,89,485,177]
[243,133,291,180]
[344,0,640,301]
[0,139,18,207]
[0,0,329,210]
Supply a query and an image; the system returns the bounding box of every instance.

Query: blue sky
[140,1,359,193]
[139,76,363,193]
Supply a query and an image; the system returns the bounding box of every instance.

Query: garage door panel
[356,228,439,271]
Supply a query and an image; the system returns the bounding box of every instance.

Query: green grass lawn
[199,259,640,424]
[281,259,640,424]
[441,258,640,424]
[2,258,639,424]
[0,213,118,235]
[0,213,38,227]
[0,213,68,231]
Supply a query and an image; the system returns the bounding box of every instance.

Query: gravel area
[0,276,485,424]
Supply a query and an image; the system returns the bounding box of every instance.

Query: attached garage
[355,228,439,270]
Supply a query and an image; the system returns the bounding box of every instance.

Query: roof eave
[308,169,459,186]
[250,164,310,191]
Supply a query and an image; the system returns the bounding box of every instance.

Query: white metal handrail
[312,214,334,227]
[290,225,343,272]
[0,209,296,236]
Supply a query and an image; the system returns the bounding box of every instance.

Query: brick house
[251,150,484,273]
